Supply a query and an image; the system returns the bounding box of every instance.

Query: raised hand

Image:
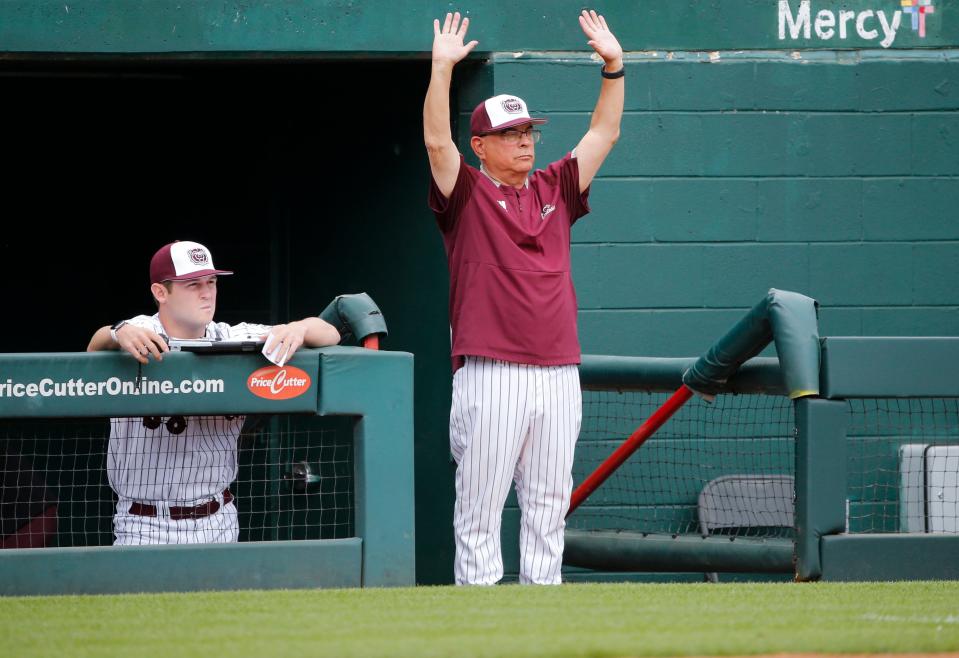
[432,12,479,68]
[579,10,623,69]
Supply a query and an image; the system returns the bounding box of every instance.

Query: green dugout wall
[2,0,957,584]
[0,348,415,593]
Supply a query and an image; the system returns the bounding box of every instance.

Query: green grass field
[2,581,958,658]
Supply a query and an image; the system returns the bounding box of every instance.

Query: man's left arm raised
[574,10,625,193]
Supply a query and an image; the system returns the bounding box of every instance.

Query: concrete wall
[476,50,959,360]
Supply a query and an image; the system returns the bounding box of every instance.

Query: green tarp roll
[682,288,820,399]
[320,292,388,345]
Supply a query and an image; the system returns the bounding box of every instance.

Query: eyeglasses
[484,128,542,144]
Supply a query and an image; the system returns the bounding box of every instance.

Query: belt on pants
[128,489,233,521]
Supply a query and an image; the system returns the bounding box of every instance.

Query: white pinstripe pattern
[107,313,271,545]
[113,499,239,546]
[450,356,581,585]
[108,415,244,505]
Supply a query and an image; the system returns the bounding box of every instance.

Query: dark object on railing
[683,288,820,400]
[320,293,388,350]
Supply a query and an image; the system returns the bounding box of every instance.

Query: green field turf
[2,581,958,658]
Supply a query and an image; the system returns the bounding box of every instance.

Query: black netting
[570,390,795,539]
[0,415,353,548]
[846,398,959,534]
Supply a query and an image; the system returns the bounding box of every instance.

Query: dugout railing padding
[567,336,959,582]
[567,355,796,575]
[811,336,959,581]
[0,346,415,594]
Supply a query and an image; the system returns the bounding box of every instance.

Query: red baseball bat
[567,384,694,517]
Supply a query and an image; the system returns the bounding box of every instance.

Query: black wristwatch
[601,66,625,79]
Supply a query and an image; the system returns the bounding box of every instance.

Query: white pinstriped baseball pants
[450,356,581,585]
[113,499,238,545]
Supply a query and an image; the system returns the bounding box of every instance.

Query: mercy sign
[778,0,909,48]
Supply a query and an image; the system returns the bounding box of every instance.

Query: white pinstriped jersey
[107,313,271,505]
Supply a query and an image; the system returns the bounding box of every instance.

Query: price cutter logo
[247,366,311,400]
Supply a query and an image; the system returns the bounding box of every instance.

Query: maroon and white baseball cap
[150,240,234,284]
[470,94,547,136]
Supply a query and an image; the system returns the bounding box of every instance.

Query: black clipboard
[167,338,263,353]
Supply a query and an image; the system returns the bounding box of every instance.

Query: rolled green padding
[682,288,820,399]
[563,530,794,573]
[768,290,820,399]
[319,293,389,344]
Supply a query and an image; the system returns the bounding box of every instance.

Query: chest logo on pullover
[497,200,507,211]
[541,204,556,220]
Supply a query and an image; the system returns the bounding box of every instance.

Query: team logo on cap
[247,365,312,400]
[188,248,210,266]
[501,98,524,114]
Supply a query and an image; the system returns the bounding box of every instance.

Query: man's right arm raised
[424,12,478,199]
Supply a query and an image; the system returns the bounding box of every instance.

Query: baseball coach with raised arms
[424,9,625,585]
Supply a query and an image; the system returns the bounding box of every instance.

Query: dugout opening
[1,57,470,584]
[2,58,449,353]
